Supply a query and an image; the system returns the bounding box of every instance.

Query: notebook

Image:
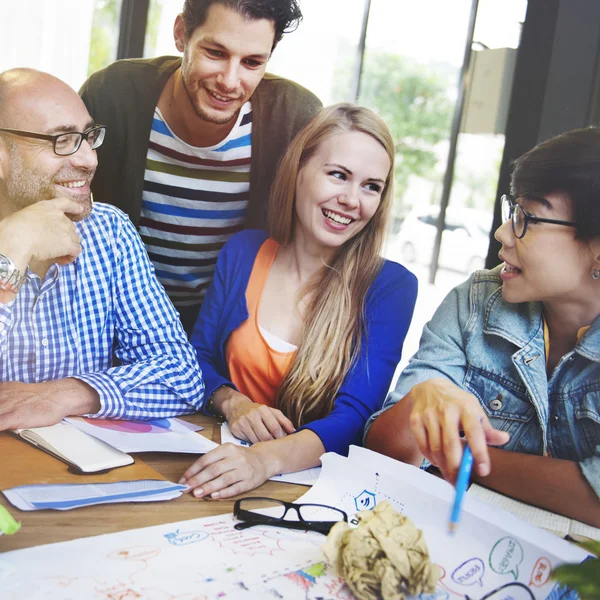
[12,422,133,473]
[469,483,600,542]
[0,431,165,490]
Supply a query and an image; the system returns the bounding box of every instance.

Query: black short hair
[511,127,600,241]
[181,0,302,49]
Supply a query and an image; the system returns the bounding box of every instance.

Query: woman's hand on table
[179,443,275,499]
[407,378,510,482]
[216,387,295,443]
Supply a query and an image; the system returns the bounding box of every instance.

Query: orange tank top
[226,238,296,406]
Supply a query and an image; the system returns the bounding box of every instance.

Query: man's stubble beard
[181,64,241,127]
[5,144,93,222]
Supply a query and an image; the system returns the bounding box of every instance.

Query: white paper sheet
[3,480,187,511]
[220,423,321,486]
[0,513,339,600]
[65,417,218,454]
[297,447,589,599]
[0,447,590,600]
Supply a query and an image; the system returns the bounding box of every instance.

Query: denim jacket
[367,266,600,498]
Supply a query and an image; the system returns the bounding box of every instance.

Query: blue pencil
[448,443,474,534]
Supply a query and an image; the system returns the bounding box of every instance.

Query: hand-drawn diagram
[452,557,485,587]
[0,449,589,600]
[163,529,209,546]
[529,557,552,588]
[0,514,346,600]
[489,537,524,579]
[297,450,589,600]
[353,489,376,511]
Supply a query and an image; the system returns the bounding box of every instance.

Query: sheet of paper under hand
[65,417,217,454]
[297,446,590,600]
[3,480,187,511]
[220,423,321,485]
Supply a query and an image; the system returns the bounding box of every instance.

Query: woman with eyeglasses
[179,104,417,498]
[366,127,600,527]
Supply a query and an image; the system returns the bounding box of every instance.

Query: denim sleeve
[580,446,600,498]
[364,274,476,440]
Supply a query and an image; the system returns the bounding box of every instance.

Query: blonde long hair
[268,103,395,426]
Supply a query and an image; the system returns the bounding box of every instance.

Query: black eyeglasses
[0,125,106,156]
[501,194,578,239]
[233,497,348,535]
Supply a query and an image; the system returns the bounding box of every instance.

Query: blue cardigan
[191,230,418,455]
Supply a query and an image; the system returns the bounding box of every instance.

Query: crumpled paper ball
[322,501,441,600]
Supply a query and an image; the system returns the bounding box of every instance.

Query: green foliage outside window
[88,0,120,77]
[334,51,454,204]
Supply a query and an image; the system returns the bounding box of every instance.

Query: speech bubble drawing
[489,537,524,580]
[476,582,534,600]
[529,556,552,587]
[452,558,485,587]
[164,529,209,546]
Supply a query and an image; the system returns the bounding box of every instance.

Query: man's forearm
[0,378,101,431]
[475,447,600,527]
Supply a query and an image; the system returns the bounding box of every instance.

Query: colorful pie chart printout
[64,417,218,454]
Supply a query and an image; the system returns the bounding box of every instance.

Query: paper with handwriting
[0,446,589,600]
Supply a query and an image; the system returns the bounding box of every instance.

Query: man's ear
[174,14,186,53]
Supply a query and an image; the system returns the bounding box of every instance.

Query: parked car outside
[387,205,492,273]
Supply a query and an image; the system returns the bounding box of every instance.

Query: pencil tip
[448,522,456,535]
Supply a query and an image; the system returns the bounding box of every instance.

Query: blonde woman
[181,104,417,498]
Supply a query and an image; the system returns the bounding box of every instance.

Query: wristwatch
[0,253,25,293]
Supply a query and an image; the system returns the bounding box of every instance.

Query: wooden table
[0,415,306,552]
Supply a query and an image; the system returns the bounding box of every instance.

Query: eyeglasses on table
[233,497,348,535]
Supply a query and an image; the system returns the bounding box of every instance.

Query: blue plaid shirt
[0,203,204,419]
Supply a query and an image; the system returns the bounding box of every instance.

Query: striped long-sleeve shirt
[0,203,205,419]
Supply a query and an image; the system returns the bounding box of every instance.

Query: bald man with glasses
[0,68,205,431]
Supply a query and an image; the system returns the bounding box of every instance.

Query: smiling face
[0,76,97,221]
[293,130,391,254]
[175,4,274,130]
[495,192,598,306]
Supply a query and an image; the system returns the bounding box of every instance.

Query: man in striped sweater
[81,0,322,333]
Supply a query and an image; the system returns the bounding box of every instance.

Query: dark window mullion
[117,0,150,60]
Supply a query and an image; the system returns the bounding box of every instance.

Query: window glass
[87,0,123,79]
[0,0,122,92]
[144,0,182,59]
[262,0,367,105]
